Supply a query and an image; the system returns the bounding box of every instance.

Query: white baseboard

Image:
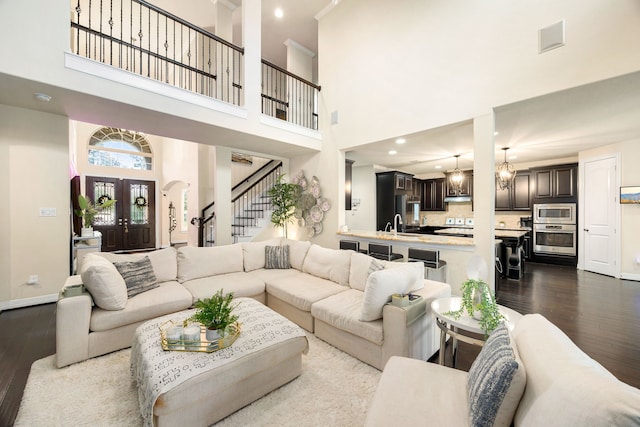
[0,293,58,312]
[620,273,640,282]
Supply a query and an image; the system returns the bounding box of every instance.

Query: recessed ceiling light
[435,165,442,169]
[388,150,397,155]
[34,92,51,102]
[494,131,499,136]
[274,8,283,18]
[509,155,518,160]
[395,138,406,144]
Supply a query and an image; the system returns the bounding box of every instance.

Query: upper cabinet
[421,178,446,211]
[445,171,473,197]
[496,171,531,211]
[531,164,578,203]
[395,172,413,192]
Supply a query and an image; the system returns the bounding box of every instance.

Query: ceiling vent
[539,20,565,53]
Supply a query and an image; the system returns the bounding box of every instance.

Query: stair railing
[191,200,215,247]
[231,161,283,241]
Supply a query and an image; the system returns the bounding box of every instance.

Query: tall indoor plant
[74,194,117,236]
[268,174,301,238]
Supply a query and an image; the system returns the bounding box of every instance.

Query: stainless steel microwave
[533,203,576,224]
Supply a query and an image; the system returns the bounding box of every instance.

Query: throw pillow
[381,260,425,292]
[348,253,385,291]
[265,245,291,269]
[113,256,159,298]
[359,265,417,321]
[80,254,128,310]
[467,323,526,427]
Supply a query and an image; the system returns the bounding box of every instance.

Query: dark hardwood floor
[437,263,640,390]
[0,262,639,426]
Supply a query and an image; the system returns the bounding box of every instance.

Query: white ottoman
[131,298,309,427]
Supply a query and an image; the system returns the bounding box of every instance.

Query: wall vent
[539,20,565,53]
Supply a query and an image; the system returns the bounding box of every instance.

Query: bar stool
[368,243,403,262]
[408,248,447,282]
[339,240,368,254]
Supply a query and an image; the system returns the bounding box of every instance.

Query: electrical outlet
[27,275,38,285]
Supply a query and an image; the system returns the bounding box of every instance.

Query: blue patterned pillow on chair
[467,322,526,427]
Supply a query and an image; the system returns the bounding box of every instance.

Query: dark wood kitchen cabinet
[531,164,577,202]
[421,178,445,211]
[496,172,531,211]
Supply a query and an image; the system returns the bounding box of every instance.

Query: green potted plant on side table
[74,194,117,237]
[445,278,505,337]
[190,289,240,341]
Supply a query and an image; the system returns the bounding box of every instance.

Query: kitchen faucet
[384,222,392,232]
[393,214,403,236]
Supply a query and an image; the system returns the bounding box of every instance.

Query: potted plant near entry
[445,278,504,337]
[74,194,117,236]
[268,174,301,238]
[190,289,240,341]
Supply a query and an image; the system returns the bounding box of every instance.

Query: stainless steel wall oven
[533,203,577,256]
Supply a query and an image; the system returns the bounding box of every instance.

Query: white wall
[0,105,70,307]
[319,0,640,150]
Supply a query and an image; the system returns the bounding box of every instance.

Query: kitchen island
[336,230,501,295]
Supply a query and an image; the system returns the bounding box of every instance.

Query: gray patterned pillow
[467,322,526,427]
[113,256,159,298]
[265,245,291,269]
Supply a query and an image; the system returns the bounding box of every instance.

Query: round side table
[431,297,522,367]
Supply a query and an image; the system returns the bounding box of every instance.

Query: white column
[214,146,233,246]
[473,112,497,290]
[242,0,262,117]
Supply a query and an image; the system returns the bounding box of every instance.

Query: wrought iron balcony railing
[70,0,320,130]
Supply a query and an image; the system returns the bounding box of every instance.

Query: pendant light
[496,147,517,190]
[450,155,464,190]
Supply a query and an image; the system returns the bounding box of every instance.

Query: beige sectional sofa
[56,238,451,369]
[366,314,640,426]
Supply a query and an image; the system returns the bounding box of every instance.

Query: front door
[86,176,156,252]
[582,156,618,277]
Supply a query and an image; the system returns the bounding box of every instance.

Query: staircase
[231,161,282,243]
[195,161,282,246]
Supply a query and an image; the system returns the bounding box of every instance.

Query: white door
[582,156,618,277]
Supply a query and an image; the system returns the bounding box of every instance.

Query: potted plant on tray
[74,194,117,236]
[445,278,504,337]
[190,289,240,341]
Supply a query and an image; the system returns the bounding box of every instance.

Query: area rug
[15,333,381,426]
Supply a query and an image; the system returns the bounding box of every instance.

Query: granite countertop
[337,230,477,247]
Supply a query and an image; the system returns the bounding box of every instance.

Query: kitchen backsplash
[416,203,529,229]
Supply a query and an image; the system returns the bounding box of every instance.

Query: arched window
[88,127,153,170]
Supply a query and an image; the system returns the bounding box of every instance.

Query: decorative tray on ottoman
[159,320,241,353]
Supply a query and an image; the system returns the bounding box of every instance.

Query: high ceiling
[346,71,640,177]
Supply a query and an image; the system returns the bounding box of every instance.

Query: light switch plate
[39,207,57,217]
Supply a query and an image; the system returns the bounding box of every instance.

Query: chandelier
[450,155,464,190]
[496,147,517,190]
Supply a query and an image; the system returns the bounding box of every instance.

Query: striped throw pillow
[113,256,159,298]
[265,245,291,269]
[467,322,526,427]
